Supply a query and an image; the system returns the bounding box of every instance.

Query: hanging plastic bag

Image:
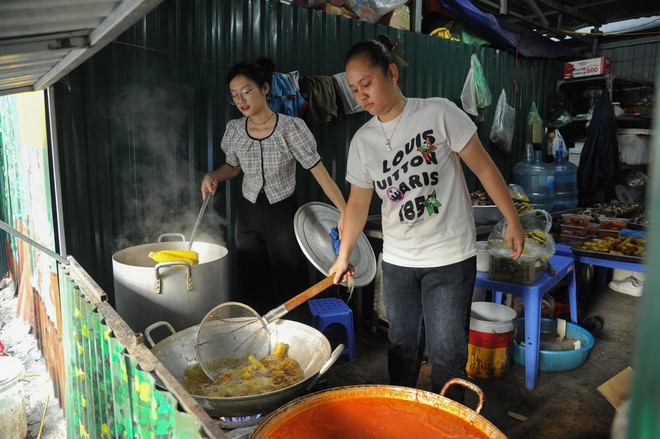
[547,92,572,128]
[508,184,533,213]
[345,0,407,23]
[489,89,516,153]
[460,66,477,116]
[472,54,491,109]
[461,54,491,117]
[525,101,544,145]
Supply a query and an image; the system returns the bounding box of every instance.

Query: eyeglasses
[227,88,260,105]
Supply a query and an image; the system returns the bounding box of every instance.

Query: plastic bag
[508,184,534,213]
[525,101,543,145]
[547,92,571,128]
[461,54,491,117]
[489,89,516,153]
[487,209,556,270]
[472,54,491,109]
[345,0,407,23]
[460,67,477,116]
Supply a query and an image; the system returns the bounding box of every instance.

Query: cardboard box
[564,57,611,79]
[379,5,410,30]
[598,366,633,410]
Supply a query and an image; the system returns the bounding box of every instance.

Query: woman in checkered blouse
[201,58,346,317]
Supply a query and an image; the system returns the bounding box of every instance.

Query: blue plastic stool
[308,298,356,361]
[475,254,577,390]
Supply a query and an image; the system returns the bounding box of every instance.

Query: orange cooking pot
[251,378,507,439]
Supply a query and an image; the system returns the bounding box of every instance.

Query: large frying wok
[145,320,344,417]
[252,379,507,438]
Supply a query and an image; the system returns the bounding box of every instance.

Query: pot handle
[144,321,176,348]
[440,378,485,414]
[154,261,194,293]
[157,233,186,243]
[304,343,345,391]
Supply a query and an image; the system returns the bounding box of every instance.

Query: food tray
[294,202,377,288]
[572,247,645,264]
[627,222,647,231]
[473,205,503,225]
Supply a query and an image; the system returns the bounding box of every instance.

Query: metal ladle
[187,193,212,251]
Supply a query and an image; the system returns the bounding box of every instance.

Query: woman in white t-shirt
[329,36,524,402]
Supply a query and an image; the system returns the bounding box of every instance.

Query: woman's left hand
[506,221,525,260]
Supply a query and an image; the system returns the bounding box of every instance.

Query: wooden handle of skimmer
[284,265,355,311]
[283,275,336,311]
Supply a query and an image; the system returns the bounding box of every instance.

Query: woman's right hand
[329,258,354,285]
[201,173,218,198]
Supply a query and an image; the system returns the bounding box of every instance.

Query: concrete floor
[316,278,639,439]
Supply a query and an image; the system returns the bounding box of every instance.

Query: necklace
[249,111,275,126]
[379,99,408,151]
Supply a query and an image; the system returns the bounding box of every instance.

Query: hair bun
[376,34,395,52]
[255,57,276,76]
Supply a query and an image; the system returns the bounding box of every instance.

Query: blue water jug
[513,145,554,212]
[553,147,579,211]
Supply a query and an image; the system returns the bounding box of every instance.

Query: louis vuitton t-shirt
[346,97,478,267]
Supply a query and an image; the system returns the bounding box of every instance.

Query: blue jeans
[382,257,476,402]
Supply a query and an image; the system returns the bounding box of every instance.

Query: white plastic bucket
[0,356,28,439]
[467,302,517,379]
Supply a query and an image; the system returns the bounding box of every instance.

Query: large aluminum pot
[112,233,229,335]
[252,380,507,439]
[145,319,344,417]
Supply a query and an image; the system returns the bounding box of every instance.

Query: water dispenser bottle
[513,144,554,212]
[553,147,579,211]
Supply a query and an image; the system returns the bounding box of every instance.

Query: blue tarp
[436,0,585,59]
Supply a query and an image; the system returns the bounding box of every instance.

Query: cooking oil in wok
[181,343,304,398]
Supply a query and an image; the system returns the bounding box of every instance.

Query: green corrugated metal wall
[53,0,562,302]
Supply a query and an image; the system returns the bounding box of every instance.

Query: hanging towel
[300,76,338,124]
[267,72,307,117]
[285,70,301,92]
[332,72,364,115]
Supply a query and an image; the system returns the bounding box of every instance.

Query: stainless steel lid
[294,202,376,288]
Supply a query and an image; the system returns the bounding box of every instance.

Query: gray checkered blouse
[221,114,321,204]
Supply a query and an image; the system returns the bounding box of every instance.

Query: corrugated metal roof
[0,0,165,97]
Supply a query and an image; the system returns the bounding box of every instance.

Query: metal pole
[0,220,68,265]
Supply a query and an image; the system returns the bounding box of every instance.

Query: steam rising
[106,80,226,251]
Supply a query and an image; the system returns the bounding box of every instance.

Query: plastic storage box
[598,217,629,231]
[560,234,588,247]
[489,250,548,285]
[560,224,589,237]
[561,213,590,227]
